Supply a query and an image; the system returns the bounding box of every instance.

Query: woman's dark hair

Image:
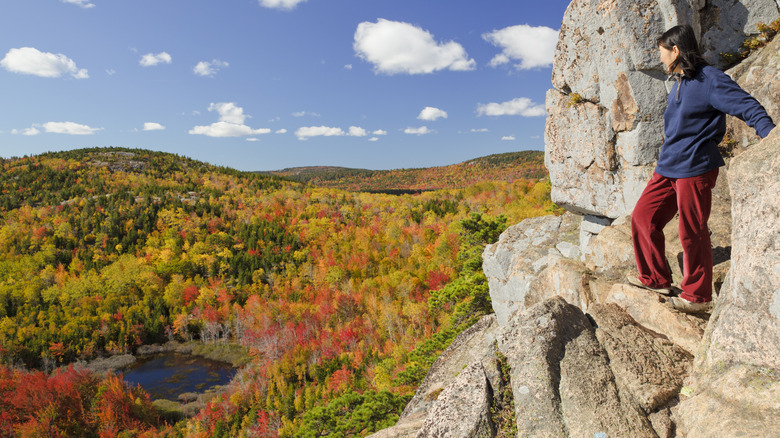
[657,25,709,77]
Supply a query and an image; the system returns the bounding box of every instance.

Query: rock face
[546,0,779,219]
[368,315,500,438]
[416,362,495,438]
[482,213,581,326]
[678,129,780,437]
[400,315,499,420]
[588,303,691,413]
[497,297,685,438]
[700,0,780,67]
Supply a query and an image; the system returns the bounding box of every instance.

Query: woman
[629,25,775,313]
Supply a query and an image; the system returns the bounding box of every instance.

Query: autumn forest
[0,147,557,437]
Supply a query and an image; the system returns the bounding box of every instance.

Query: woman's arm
[708,68,775,138]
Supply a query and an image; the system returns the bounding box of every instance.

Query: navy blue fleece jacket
[656,65,775,178]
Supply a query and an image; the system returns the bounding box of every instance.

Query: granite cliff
[370,0,780,436]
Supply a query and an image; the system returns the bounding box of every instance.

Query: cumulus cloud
[62,0,95,8]
[258,0,307,10]
[418,106,448,121]
[502,135,516,141]
[476,97,546,117]
[246,138,260,142]
[354,19,475,75]
[194,59,229,77]
[1,47,88,79]
[404,126,433,135]
[190,122,271,137]
[143,122,165,131]
[189,102,271,137]
[295,125,369,140]
[373,129,387,135]
[276,128,288,134]
[471,128,489,132]
[210,102,248,124]
[295,126,344,140]
[140,52,172,67]
[38,122,101,135]
[11,127,41,136]
[348,126,368,137]
[483,24,559,70]
[368,137,379,142]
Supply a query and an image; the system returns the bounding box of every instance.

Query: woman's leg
[631,172,679,288]
[674,168,719,303]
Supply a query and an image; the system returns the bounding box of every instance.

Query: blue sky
[0,0,568,171]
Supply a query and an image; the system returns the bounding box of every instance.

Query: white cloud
[258,0,307,10]
[246,138,260,142]
[476,97,546,117]
[143,122,165,131]
[354,19,475,75]
[194,59,229,77]
[140,52,172,67]
[11,127,41,136]
[344,64,353,70]
[418,106,448,121]
[106,69,116,75]
[368,137,379,142]
[190,122,271,137]
[42,121,101,135]
[293,125,370,140]
[62,0,95,8]
[189,102,271,137]
[210,102,248,124]
[483,24,559,70]
[276,128,288,134]
[348,126,368,137]
[404,126,433,135]
[296,126,345,140]
[471,128,489,132]
[1,47,88,79]
[502,135,516,141]
[373,129,387,135]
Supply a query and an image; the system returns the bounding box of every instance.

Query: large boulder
[700,0,780,67]
[546,0,779,219]
[497,297,657,437]
[367,315,500,438]
[546,0,693,218]
[482,213,581,326]
[400,314,500,419]
[415,362,496,438]
[606,284,708,355]
[678,129,780,436]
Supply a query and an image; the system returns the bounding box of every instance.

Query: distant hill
[266,150,547,192]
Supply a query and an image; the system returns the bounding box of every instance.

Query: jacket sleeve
[708,68,776,138]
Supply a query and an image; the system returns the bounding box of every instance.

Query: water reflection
[122,352,235,401]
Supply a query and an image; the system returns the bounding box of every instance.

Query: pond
[121,352,236,401]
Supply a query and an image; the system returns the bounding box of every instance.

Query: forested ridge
[0,147,558,437]
[268,150,546,192]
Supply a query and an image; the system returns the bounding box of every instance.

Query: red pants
[631,168,719,303]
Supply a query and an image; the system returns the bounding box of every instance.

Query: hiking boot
[626,274,679,296]
[669,296,712,314]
